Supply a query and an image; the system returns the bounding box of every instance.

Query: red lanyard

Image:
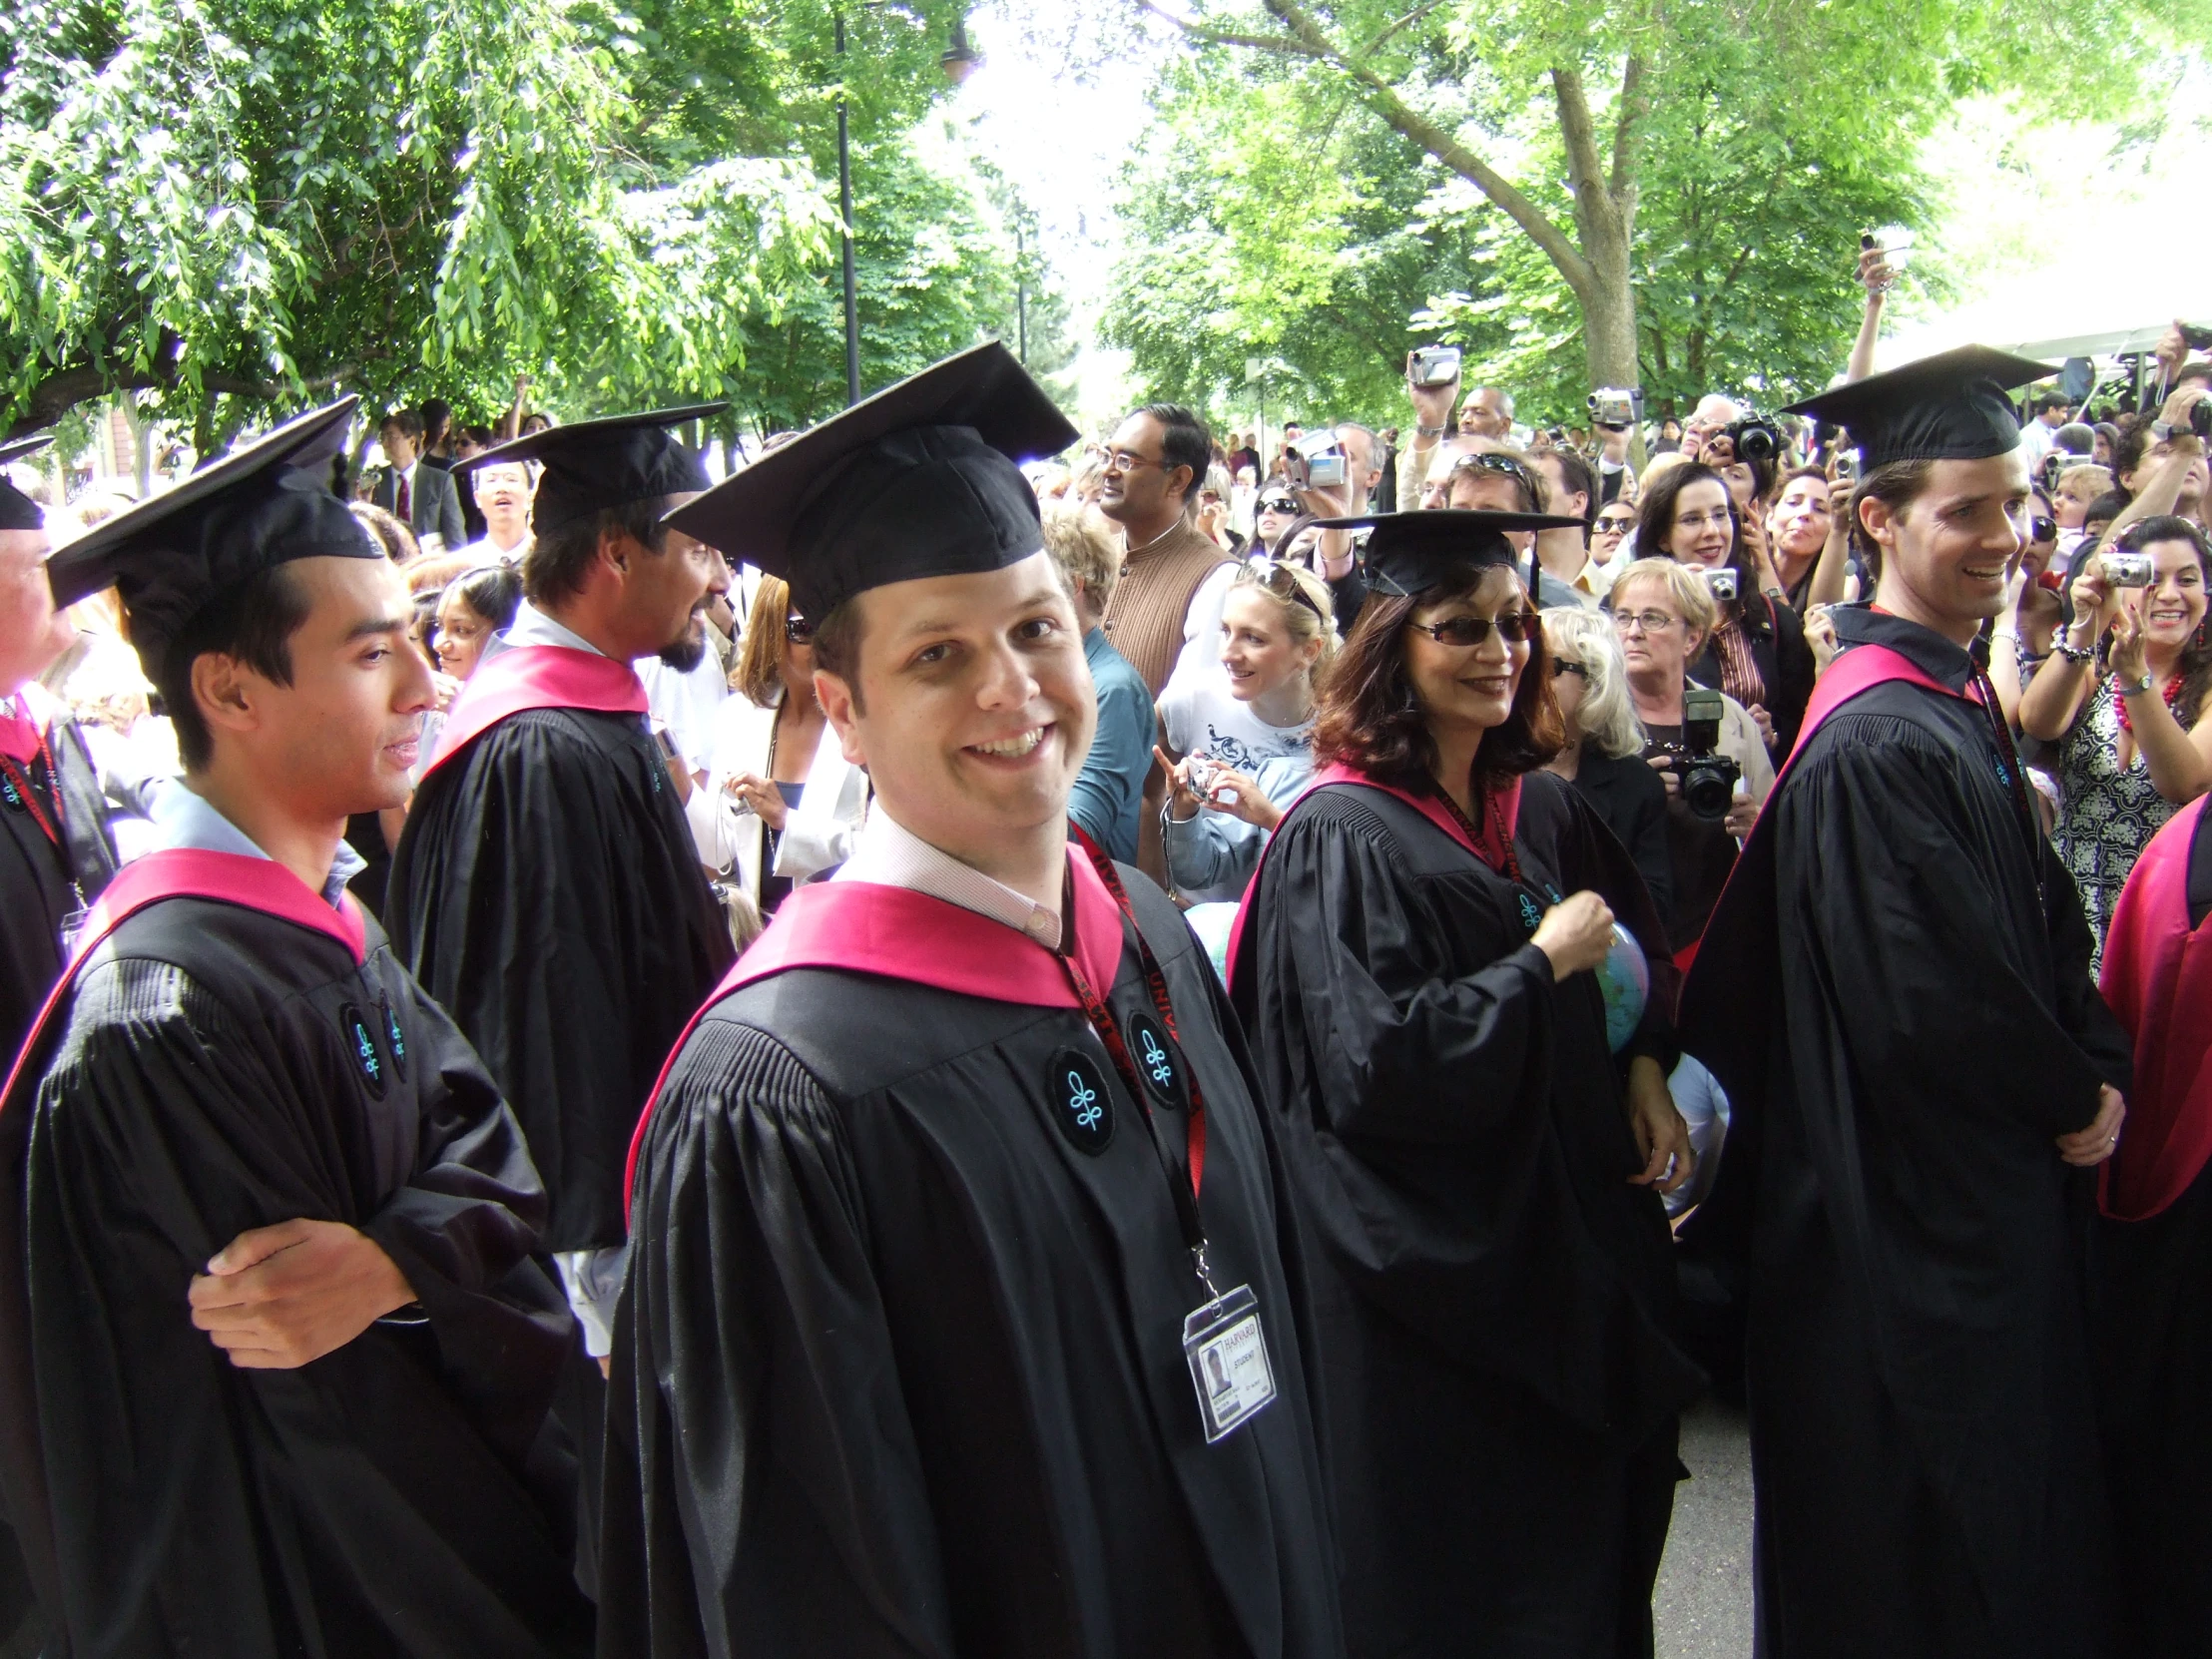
[1433,779,1521,884]
[1063,829,1214,1282]
[0,729,64,851]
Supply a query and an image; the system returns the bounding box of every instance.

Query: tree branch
[1259,0,1592,293]
[1608,53,1650,203]
[1354,0,1451,61]
[1136,0,1324,58]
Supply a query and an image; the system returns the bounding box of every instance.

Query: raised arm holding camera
[2019,515,2212,967]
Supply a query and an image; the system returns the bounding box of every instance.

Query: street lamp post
[834,10,985,407]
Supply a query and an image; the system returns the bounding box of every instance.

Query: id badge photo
[1182,1282,1277,1443]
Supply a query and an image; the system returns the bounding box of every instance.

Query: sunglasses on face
[1551,659,1589,678]
[1595,515,1636,534]
[785,615,816,644]
[1404,610,1539,648]
[2030,515,2057,543]
[1258,497,1301,515]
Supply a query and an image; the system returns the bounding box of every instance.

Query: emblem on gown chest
[1046,1046,1115,1154]
[1517,891,1542,932]
[380,999,409,1083]
[1127,1010,1187,1111]
[340,1003,387,1097]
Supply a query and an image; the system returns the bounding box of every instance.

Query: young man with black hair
[371,406,466,549]
[386,408,736,1386]
[1096,401,1236,696]
[603,344,1344,1658]
[1681,346,2133,1658]
[0,400,590,1655]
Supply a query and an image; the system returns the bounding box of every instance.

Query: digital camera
[2103,552,2155,588]
[1284,436,1348,491]
[1702,567,1740,603]
[1587,387,1641,428]
[1723,417,1782,465]
[1669,687,1743,823]
[1409,346,1462,387]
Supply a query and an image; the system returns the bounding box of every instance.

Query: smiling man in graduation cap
[1678,345,2134,1658]
[0,399,592,1655]
[601,342,1344,1659]
[385,407,737,1386]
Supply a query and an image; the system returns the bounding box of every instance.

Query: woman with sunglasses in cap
[1230,509,1699,1659]
[688,575,868,920]
[1160,558,1337,901]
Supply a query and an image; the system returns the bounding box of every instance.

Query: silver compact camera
[1702,567,1740,602]
[1587,386,1641,427]
[2102,551,2154,588]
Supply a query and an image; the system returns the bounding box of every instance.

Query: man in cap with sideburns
[600,343,1345,1659]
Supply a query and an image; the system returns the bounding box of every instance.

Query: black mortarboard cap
[457,403,725,536]
[1780,344,2055,470]
[0,434,51,532]
[45,398,374,681]
[665,342,1079,621]
[1312,510,1585,598]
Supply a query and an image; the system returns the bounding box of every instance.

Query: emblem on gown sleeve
[381,999,408,1082]
[1046,1046,1114,1155]
[1127,1010,1187,1112]
[340,1003,387,1097]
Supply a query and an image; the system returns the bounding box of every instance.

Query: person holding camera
[1635,460,1817,754]
[1609,557,1774,952]
[1159,560,1337,900]
[1229,507,1697,1659]
[2020,517,2212,968]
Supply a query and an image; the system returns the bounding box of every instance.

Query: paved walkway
[1655,1396,1756,1658]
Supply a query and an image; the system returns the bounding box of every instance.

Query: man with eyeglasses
[1095,402,1237,698]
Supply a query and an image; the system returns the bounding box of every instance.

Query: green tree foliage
[0,0,1036,441]
[1093,0,2208,418]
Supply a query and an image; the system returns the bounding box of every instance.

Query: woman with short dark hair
[1231,510,1697,1658]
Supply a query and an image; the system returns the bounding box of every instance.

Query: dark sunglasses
[1595,514,1636,533]
[2030,515,2057,543]
[1405,610,1539,648]
[1551,659,1589,678]
[1243,556,1327,621]
[785,614,816,644]
[1258,496,1302,515]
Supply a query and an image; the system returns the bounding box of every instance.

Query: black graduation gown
[386,704,734,1251]
[0,710,118,1061]
[0,880,592,1657]
[1229,768,1703,1659]
[1565,745,1673,928]
[1679,608,2133,1659]
[602,857,1345,1659]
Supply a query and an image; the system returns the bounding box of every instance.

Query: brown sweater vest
[1100,519,1235,696]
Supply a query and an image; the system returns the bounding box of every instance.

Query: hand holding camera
[1405,347,1461,435]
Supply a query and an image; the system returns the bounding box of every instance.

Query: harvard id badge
[1182,1282,1277,1442]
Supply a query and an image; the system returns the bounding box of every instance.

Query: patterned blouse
[2052,674,2195,974]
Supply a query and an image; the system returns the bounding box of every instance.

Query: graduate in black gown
[1229,510,1702,1659]
[2090,792,2212,1656]
[0,437,120,1063]
[0,399,591,1656]
[385,408,736,1373]
[1680,347,2134,1659]
[604,343,1345,1658]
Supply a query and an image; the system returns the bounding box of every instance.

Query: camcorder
[2179,322,2212,351]
[1722,416,1783,465]
[1284,434,1349,491]
[2103,551,2155,588]
[1409,346,1462,387]
[1660,687,1743,823]
[1702,567,1740,603]
[1587,386,1641,428]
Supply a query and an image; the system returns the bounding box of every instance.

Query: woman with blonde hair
[1160,557,1337,899]
[687,574,868,915]
[1543,606,1671,919]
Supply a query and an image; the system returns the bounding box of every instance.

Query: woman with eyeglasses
[1591,501,1639,568]
[1542,607,1673,922]
[1159,559,1336,900]
[1253,486,1308,558]
[1636,459,1816,755]
[687,575,868,918]
[1230,510,1698,1659]
[1609,557,1775,953]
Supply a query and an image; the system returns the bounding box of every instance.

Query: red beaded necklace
[2112,670,2184,737]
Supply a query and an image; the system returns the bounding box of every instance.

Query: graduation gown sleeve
[22,945,587,1658]
[600,1017,955,1659]
[388,710,734,1250]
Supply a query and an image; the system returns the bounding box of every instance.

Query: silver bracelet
[2050,640,2095,666]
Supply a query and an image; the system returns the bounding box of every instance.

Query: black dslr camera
[1660,686,1742,822]
[1722,415,1783,465]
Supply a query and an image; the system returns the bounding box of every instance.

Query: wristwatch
[2119,671,2157,698]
